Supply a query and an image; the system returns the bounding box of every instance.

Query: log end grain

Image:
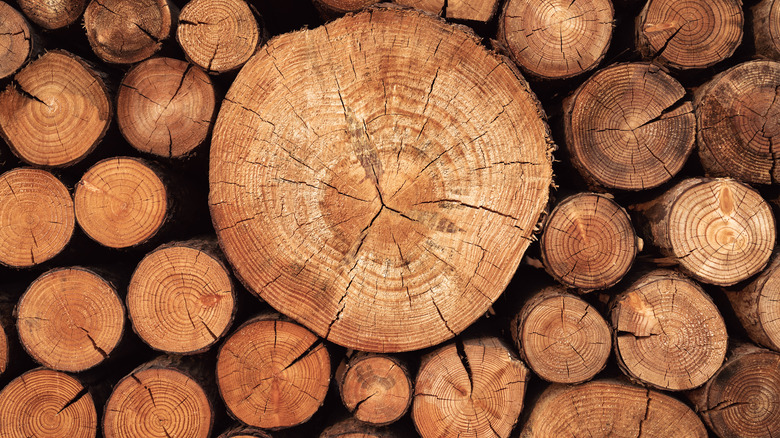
[0,2,33,80]
[337,353,411,426]
[445,0,500,22]
[753,0,780,60]
[320,418,402,438]
[15,0,86,29]
[314,0,379,14]
[394,0,443,15]
[726,253,780,351]
[0,168,74,268]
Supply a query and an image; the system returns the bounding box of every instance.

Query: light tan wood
[0,50,111,167]
[0,168,74,267]
[753,0,780,60]
[0,368,97,438]
[445,0,499,22]
[209,7,554,353]
[395,0,442,14]
[336,352,411,425]
[725,252,780,352]
[0,2,33,80]
[15,0,86,29]
[17,267,124,372]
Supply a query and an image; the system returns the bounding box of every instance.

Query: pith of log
[540,192,638,290]
[511,285,611,383]
[177,0,263,74]
[117,58,216,159]
[632,177,775,286]
[216,313,331,429]
[83,0,174,64]
[0,2,34,81]
[16,267,124,372]
[725,251,780,352]
[610,269,728,390]
[412,337,529,438]
[635,0,743,69]
[753,0,780,60]
[127,238,235,354]
[209,6,554,353]
[0,50,111,167]
[563,62,695,190]
[0,168,74,268]
[0,368,97,438]
[15,0,86,29]
[498,0,614,80]
[695,60,780,185]
[519,379,708,437]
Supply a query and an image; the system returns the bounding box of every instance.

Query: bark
[320,417,405,438]
[217,424,273,438]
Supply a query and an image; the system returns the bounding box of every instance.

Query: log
[209,7,554,353]
[445,0,499,22]
[0,168,74,268]
[412,337,529,438]
[395,0,443,15]
[0,317,6,377]
[498,0,614,80]
[610,269,728,391]
[539,192,638,291]
[74,157,170,249]
[0,2,34,81]
[335,352,412,426]
[16,267,124,372]
[177,0,263,74]
[218,424,273,438]
[14,0,85,29]
[688,342,780,438]
[510,285,611,384]
[635,0,743,69]
[753,0,780,60]
[695,60,780,185]
[320,417,404,438]
[83,0,174,64]
[519,379,707,437]
[0,50,111,167]
[117,58,216,159]
[216,313,331,429]
[314,0,444,15]
[632,177,775,286]
[103,356,214,438]
[127,238,236,354]
[563,62,696,190]
[0,368,97,438]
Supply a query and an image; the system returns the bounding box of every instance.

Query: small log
[695,60,780,185]
[127,238,236,354]
[610,269,728,391]
[0,2,34,81]
[0,368,97,438]
[177,0,263,74]
[313,0,377,14]
[0,168,74,268]
[635,0,743,69]
[83,0,174,64]
[395,0,443,15]
[688,342,780,438]
[320,417,404,438]
[511,285,611,384]
[15,0,86,29]
[216,313,331,429]
[445,0,499,22]
[520,379,707,437]
[218,424,273,438]
[74,157,170,249]
[336,352,412,426]
[540,192,638,291]
[16,267,124,372]
[103,356,214,438]
[632,177,775,286]
[753,0,780,60]
[0,50,111,167]
[498,0,614,80]
[412,337,529,438]
[563,62,695,190]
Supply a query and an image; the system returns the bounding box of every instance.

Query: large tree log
[15,0,86,29]
[725,251,780,352]
[0,2,34,81]
[753,0,780,60]
[209,6,554,353]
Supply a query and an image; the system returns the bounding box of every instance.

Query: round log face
[209,8,553,352]
[339,355,411,425]
[16,0,86,29]
[0,2,31,80]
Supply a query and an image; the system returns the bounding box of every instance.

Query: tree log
[177,0,263,74]
[412,337,529,438]
[563,62,695,190]
[209,6,554,353]
[540,192,638,290]
[0,50,111,167]
[610,269,728,390]
[15,0,86,29]
[753,0,780,60]
[320,417,404,438]
[127,238,235,354]
[216,313,331,429]
[0,368,97,438]
[498,0,613,80]
[520,379,707,437]
[0,317,7,377]
[632,177,775,286]
[117,58,215,159]
[725,251,780,352]
[635,0,743,69]
[218,424,273,438]
[395,0,443,15]
[83,0,174,64]
[695,60,780,185]
[0,168,74,268]
[445,0,499,22]
[0,2,34,81]
[511,285,611,383]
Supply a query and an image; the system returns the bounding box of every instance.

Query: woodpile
[2,0,780,436]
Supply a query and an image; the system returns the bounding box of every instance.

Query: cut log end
[753,0,780,60]
[0,168,74,268]
[337,353,412,425]
[726,252,780,351]
[0,2,33,80]
[499,0,613,80]
[0,368,97,438]
[75,157,168,249]
[17,268,124,372]
[445,0,500,22]
[15,0,86,29]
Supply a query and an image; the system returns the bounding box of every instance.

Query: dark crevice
[351,392,376,413]
[282,340,323,371]
[11,79,47,106]
[57,387,89,414]
[455,338,473,394]
[76,326,108,359]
